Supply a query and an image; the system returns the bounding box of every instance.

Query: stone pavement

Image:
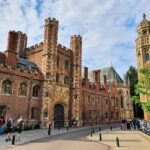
[87,127,150,150]
[0,124,104,150]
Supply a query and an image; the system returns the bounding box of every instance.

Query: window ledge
[32,97,40,100]
[18,95,27,98]
[0,93,12,96]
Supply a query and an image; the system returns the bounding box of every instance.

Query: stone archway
[54,104,64,128]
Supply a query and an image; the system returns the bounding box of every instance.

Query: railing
[140,124,150,136]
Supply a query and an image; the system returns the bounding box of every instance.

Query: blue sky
[0,0,149,79]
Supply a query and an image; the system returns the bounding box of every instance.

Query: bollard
[67,126,69,131]
[99,133,102,141]
[58,126,60,130]
[48,124,51,135]
[116,137,120,147]
[92,128,94,134]
[121,125,122,130]
[99,127,101,132]
[12,135,15,145]
[91,131,93,137]
[110,126,112,130]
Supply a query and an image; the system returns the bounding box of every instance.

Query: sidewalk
[0,125,102,149]
[87,128,150,150]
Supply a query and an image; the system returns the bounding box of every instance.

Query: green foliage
[142,101,150,112]
[132,95,141,105]
[133,68,150,113]
[125,66,138,96]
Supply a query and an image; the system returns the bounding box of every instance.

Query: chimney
[93,70,100,90]
[93,70,100,83]
[104,75,107,91]
[84,67,88,79]
[7,31,18,51]
[5,31,18,66]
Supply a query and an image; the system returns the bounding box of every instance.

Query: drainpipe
[27,78,33,127]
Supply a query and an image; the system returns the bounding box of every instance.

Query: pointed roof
[100,66,123,84]
[139,13,150,26]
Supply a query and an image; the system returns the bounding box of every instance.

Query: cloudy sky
[0,0,149,78]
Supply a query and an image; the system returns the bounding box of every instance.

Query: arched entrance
[54,104,64,128]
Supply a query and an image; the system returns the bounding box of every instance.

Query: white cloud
[0,0,149,78]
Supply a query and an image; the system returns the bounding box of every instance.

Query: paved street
[2,128,110,150]
[0,124,119,150]
[1,124,149,150]
[87,127,150,150]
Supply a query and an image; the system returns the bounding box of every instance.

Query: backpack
[17,121,23,128]
[6,120,11,128]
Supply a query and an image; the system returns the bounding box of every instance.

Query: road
[5,125,117,150]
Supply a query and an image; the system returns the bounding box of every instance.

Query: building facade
[90,67,134,120]
[81,68,121,125]
[136,14,150,120]
[0,17,122,128]
[0,31,43,127]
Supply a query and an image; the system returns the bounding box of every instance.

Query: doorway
[54,104,64,128]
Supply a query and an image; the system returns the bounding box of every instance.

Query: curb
[140,131,150,141]
[1,124,120,149]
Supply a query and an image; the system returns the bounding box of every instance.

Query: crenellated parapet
[71,35,82,40]
[27,42,43,51]
[57,44,70,51]
[44,17,59,26]
[57,44,72,57]
[9,30,27,37]
[57,44,63,49]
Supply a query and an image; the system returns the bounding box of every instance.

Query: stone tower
[43,18,58,77]
[42,18,59,126]
[70,35,82,126]
[136,13,150,72]
[136,13,150,120]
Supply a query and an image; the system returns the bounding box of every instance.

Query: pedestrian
[136,120,140,130]
[0,116,5,135]
[133,119,136,130]
[121,119,126,130]
[16,116,24,141]
[5,116,14,141]
[127,121,131,130]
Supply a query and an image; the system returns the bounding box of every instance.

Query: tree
[124,66,138,97]
[133,68,150,113]
[125,66,144,118]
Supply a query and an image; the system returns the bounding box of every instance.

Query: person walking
[5,116,14,141]
[16,116,24,141]
[0,116,5,135]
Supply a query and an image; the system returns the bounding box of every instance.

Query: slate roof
[100,66,123,85]
[17,57,40,73]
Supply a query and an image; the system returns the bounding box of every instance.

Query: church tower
[136,13,150,120]
[70,35,82,126]
[136,13,150,72]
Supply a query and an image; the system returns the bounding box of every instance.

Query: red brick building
[0,31,43,127]
[81,68,121,125]
[0,17,121,128]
